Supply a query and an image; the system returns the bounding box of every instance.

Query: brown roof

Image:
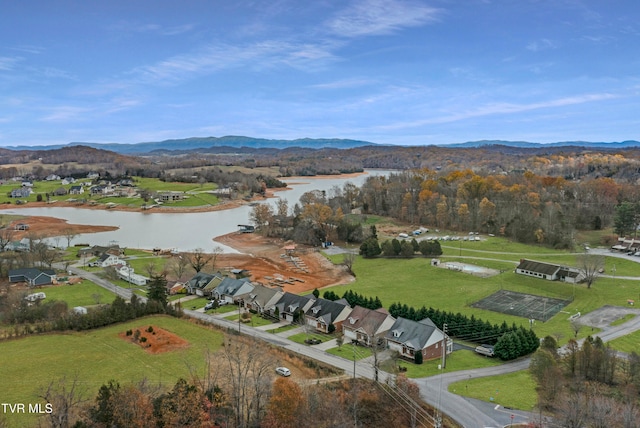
[344,306,393,336]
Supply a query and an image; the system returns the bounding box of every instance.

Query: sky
[0,0,639,147]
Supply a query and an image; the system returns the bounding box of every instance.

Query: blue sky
[1,0,638,147]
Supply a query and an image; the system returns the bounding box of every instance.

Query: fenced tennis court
[471,289,572,322]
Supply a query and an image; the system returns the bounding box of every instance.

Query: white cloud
[40,106,92,122]
[0,56,22,71]
[128,40,338,85]
[311,77,376,89]
[110,21,196,36]
[526,38,557,52]
[378,92,619,130]
[327,0,440,38]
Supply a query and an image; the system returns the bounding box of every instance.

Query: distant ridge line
[2,136,640,154]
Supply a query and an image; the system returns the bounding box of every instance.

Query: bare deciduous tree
[216,336,276,428]
[342,252,355,275]
[62,228,76,248]
[169,255,190,281]
[577,253,605,288]
[39,376,87,428]
[189,248,212,273]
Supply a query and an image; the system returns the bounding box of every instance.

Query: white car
[275,367,291,377]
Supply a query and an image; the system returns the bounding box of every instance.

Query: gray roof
[385,317,440,350]
[9,268,56,285]
[186,272,219,290]
[213,277,254,298]
[247,284,283,308]
[516,259,561,276]
[274,292,314,314]
[305,298,351,325]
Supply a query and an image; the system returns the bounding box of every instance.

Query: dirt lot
[119,325,190,354]
[215,232,354,294]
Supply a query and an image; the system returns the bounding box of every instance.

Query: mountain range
[2,136,640,154]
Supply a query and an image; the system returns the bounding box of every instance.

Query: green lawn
[224,313,276,327]
[134,177,218,192]
[323,248,640,347]
[607,329,640,353]
[288,331,332,345]
[0,315,224,427]
[266,324,298,334]
[326,344,373,361]
[448,370,538,411]
[43,282,116,307]
[389,349,502,378]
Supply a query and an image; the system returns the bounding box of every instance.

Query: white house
[90,253,123,268]
[116,266,147,286]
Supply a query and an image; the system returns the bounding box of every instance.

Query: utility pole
[441,323,447,369]
[352,342,356,379]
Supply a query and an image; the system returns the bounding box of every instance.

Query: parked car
[475,344,495,357]
[217,300,229,306]
[275,367,291,377]
[204,301,216,310]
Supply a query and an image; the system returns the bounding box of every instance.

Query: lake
[1,170,392,253]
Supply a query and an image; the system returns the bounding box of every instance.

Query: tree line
[530,335,640,426]
[38,334,438,428]
[357,168,639,248]
[0,276,178,339]
[322,289,383,310]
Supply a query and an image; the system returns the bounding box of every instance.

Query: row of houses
[184,272,452,361]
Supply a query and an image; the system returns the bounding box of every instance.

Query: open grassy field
[448,370,538,411]
[607,329,640,353]
[0,315,224,427]
[44,281,116,307]
[391,349,503,378]
[324,236,640,347]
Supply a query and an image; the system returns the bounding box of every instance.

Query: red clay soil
[118,325,189,354]
[6,216,117,240]
[215,232,354,294]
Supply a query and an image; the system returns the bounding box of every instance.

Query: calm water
[1,170,392,253]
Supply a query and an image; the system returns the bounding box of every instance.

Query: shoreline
[0,170,370,215]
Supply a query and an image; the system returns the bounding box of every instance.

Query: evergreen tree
[391,238,402,255]
[147,275,168,307]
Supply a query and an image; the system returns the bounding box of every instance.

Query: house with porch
[304,298,352,333]
[9,268,56,287]
[185,272,223,296]
[212,277,254,305]
[343,306,396,347]
[384,317,452,362]
[245,284,283,315]
[271,292,315,323]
